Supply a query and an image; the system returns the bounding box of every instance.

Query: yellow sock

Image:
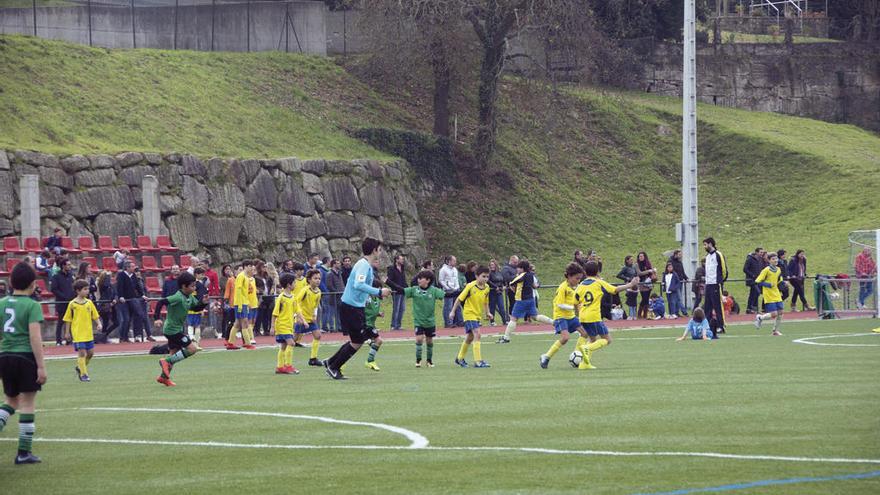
[576,336,587,350]
[457,341,469,360]
[546,340,563,358]
[310,339,320,359]
[244,326,254,343]
[473,341,482,362]
[587,338,608,352]
[77,356,88,376]
[228,325,238,344]
[276,348,285,368]
[286,346,294,366]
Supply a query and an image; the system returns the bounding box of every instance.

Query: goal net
[816,230,879,319]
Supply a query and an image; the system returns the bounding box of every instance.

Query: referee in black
[702,237,728,335]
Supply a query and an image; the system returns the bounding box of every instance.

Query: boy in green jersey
[404,270,446,367]
[364,279,385,371]
[0,262,46,464]
[156,272,209,387]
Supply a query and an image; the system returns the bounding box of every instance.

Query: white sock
[504,320,517,338]
[536,315,553,325]
[757,313,771,321]
[773,314,782,332]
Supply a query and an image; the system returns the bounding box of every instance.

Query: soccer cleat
[224,342,241,350]
[308,358,322,367]
[294,342,305,348]
[415,361,422,368]
[243,345,257,350]
[582,363,597,369]
[872,327,880,334]
[250,339,257,345]
[286,366,301,375]
[14,453,41,465]
[156,375,176,387]
[772,330,783,336]
[79,374,90,382]
[473,360,491,368]
[578,349,594,370]
[365,361,381,371]
[275,367,287,374]
[496,336,510,344]
[323,360,344,380]
[754,315,763,329]
[427,360,434,368]
[454,358,468,368]
[540,354,550,369]
[159,359,173,378]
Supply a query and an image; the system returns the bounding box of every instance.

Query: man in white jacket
[439,256,462,327]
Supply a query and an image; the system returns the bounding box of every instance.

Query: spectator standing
[253,264,271,336]
[501,255,520,316]
[325,259,345,332]
[44,228,63,255]
[787,250,812,311]
[702,237,728,335]
[692,260,706,309]
[318,257,334,332]
[220,264,236,340]
[96,270,117,339]
[153,265,180,321]
[341,256,353,287]
[487,259,509,326]
[50,258,75,345]
[661,262,682,318]
[669,250,690,314]
[573,250,589,271]
[133,268,154,342]
[855,247,877,310]
[113,248,128,270]
[743,247,767,314]
[616,256,639,319]
[115,260,145,343]
[439,255,461,328]
[75,261,97,301]
[636,252,656,319]
[411,260,436,287]
[280,259,295,277]
[385,255,408,331]
[203,258,221,336]
[464,261,477,284]
[776,249,790,302]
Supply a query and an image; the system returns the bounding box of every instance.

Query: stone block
[328,238,350,256]
[88,154,115,169]
[115,152,144,167]
[195,216,243,246]
[39,166,73,189]
[119,165,156,186]
[304,215,327,239]
[307,237,330,258]
[182,176,210,215]
[322,177,360,211]
[144,153,163,165]
[278,157,301,174]
[39,186,65,207]
[244,208,275,244]
[279,178,315,216]
[69,186,135,217]
[15,150,58,168]
[181,154,207,176]
[381,213,405,246]
[246,169,278,211]
[357,214,383,242]
[240,159,261,183]
[0,171,13,218]
[0,150,8,170]
[60,154,90,173]
[93,213,137,239]
[301,159,326,175]
[160,194,184,214]
[360,184,397,217]
[206,158,227,181]
[324,212,359,239]
[157,163,182,192]
[312,195,325,213]
[207,182,246,217]
[275,215,307,243]
[165,213,199,251]
[165,153,181,163]
[74,169,117,187]
[326,160,353,174]
[0,218,13,237]
[302,173,322,194]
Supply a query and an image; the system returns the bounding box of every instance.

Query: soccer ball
[569,351,583,368]
[829,292,840,300]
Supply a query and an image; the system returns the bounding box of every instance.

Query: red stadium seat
[83,257,99,272]
[97,235,115,253]
[41,303,57,322]
[61,236,81,255]
[141,256,160,273]
[145,276,162,295]
[2,237,27,255]
[160,255,176,271]
[180,255,192,269]
[102,257,119,272]
[137,235,160,253]
[156,235,179,253]
[117,236,138,253]
[78,236,101,253]
[23,237,41,254]
[0,258,18,276]
[34,279,53,299]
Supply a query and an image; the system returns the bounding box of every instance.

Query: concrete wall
[0,149,428,265]
[0,1,326,54]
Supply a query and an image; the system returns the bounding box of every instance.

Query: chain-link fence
[0,0,327,54]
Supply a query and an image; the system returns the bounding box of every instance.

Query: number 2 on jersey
[3,307,14,333]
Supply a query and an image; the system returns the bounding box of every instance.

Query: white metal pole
[682,0,699,308]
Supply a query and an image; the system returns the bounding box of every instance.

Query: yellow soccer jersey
[296,286,322,324]
[63,298,99,343]
[576,277,618,323]
[248,276,259,307]
[234,272,249,310]
[755,265,783,303]
[552,281,578,320]
[272,292,296,335]
[457,280,490,322]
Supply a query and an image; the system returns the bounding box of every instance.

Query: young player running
[575,262,639,370]
[156,272,209,387]
[499,261,553,343]
[540,263,585,369]
[295,269,324,367]
[0,263,46,464]
[271,273,299,374]
[754,251,787,336]
[450,266,492,368]
[364,280,385,371]
[323,238,391,380]
[63,280,102,381]
[405,270,446,367]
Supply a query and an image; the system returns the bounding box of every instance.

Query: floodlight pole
[681,0,699,306]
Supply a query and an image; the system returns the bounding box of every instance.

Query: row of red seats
[0,254,194,277]
[2,235,179,255]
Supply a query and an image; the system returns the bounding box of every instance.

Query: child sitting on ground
[649,293,665,320]
[677,307,715,341]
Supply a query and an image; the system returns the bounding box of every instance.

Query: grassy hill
[2,34,879,287]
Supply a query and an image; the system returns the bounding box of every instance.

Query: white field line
[792,333,880,347]
[2,437,878,465]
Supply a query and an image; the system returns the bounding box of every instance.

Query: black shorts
[415,326,436,337]
[339,302,374,345]
[0,353,41,397]
[166,333,192,352]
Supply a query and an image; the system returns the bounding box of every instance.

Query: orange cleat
[156,375,176,387]
[243,345,257,350]
[224,342,241,350]
[275,367,287,374]
[285,366,300,375]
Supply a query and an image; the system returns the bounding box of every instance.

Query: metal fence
[0,0,327,54]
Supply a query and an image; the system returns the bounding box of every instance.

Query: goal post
[819,229,880,319]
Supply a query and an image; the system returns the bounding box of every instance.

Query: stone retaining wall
[0,150,427,264]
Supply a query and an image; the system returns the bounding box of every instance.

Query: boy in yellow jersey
[540,263,586,369]
[575,261,639,369]
[63,280,101,382]
[289,262,309,348]
[499,261,554,343]
[271,273,300,375]
[449,266,492,368]
[296,269,324,366]
[754,251,787,336]
[246,265,259,346]
[229,260,256,350]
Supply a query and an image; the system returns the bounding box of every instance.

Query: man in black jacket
[116,260,146,342]
[386,255,408,330]
[50,257,74,345]
[501,255,520,316]
[743,247,766,314]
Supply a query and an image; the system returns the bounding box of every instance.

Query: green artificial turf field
[1,319,879,494]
